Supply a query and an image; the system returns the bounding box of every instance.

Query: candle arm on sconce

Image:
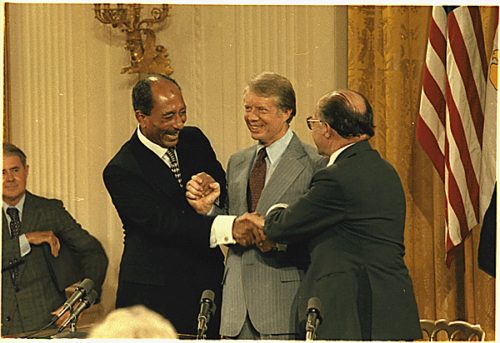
[94,4,173,75]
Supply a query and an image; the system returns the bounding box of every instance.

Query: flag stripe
[448,10,485,144]
[429,10,447,66]
[445,79,480,221]
[417,5,488,265]
[467,7,489,79]
[422,64,446,126]
[416,115,445,180]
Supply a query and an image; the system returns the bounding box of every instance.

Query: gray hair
[3,143,27,166]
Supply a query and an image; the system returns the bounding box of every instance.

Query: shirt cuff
[19,234,31,257]
[207,205,216,216]
[210,215,237,248]
[266,203,289,216]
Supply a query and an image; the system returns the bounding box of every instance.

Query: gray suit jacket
[1,192,108,336]
[220,132,325,336]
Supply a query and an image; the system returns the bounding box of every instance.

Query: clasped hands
[186,172,275,252]
[232,212,275,252]
[185,172,221,215]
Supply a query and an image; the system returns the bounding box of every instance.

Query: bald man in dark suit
[248,89,421,340]
[103,74,226,338]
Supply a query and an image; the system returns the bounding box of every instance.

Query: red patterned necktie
[248,148,267,212]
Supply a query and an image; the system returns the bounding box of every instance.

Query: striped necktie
[165,148,183,187]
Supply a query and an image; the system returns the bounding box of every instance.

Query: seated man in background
[2,143,108,336]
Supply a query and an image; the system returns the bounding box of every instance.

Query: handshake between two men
[185,172,276,253]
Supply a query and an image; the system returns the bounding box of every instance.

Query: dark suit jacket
[103,127,226,337]
[1,192,108,335]
[265,140,421,340]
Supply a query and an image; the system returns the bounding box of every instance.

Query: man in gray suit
[2,143,108,336]
[186,72,325,339]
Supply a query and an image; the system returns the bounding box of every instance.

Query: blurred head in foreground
[89,305,178,338]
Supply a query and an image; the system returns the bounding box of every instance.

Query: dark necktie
[6,207,22,283]
[248,148,267,212]
[6,207,21,238]
[165,148,183,187]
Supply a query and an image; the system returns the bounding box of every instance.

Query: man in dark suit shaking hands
[103,74,226,338]
[250,89,422,340]
[2,143,108,335]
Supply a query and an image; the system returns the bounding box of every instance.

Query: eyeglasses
[306,116,325,130]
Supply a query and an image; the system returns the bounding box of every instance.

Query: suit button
[5,316,11,322]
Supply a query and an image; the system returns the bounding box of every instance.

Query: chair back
[420,319,485,341]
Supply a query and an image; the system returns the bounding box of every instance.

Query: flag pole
[463,229,476,323]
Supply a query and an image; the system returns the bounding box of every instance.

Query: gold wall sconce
[94,4,174,75]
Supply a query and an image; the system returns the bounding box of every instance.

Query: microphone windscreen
[201,289,215,302]
[86,289,98,306]
[79,278,95,293]
[307,297,322,313]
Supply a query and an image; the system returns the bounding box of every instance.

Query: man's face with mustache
[136,79,187,148]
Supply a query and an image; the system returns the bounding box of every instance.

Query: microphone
[51,278,94,323]
[57,289,98,333]
[305,297,322,341]
[196,289,216,339]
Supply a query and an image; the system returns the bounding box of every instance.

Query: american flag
[417,6,490,266]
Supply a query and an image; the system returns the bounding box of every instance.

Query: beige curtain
[3,4,9,143]
[347,6,496,340]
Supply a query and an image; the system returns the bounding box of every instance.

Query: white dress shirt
[209,129,294,247]
[136,125,179,168]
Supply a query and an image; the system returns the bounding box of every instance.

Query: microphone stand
[52,289,97,338]
[305,297,322,341]
[196,314,210,340]
[196,289,216,339]
[69,317,78,333]
[305,321,319,341]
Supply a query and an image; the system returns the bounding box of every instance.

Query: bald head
[317,89,374,138]
[132,74,181,116]
[331,90,367,114]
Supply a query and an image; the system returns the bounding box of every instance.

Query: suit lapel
[256,134,307,212]
[10,192,40,281]
[2,211,9,239]
[21,192,40,235]
[129,133,182,199]
[231,148,255,214]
